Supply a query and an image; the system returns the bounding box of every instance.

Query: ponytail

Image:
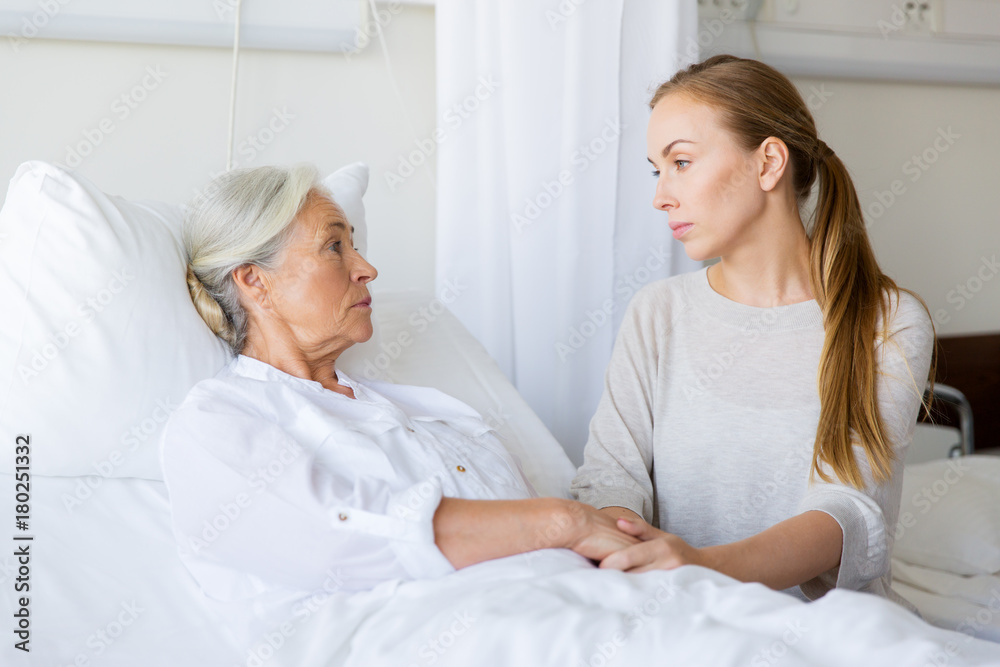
[808,147,934,487]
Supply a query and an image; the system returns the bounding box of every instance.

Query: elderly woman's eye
[329,241,342,252]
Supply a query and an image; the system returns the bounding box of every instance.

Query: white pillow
[893,455,1000,575]
[323,162,368,257]
[0,161,375,480]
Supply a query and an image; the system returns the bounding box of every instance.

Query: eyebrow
[317,220,354,247]
[322,220,354,235]
[648,139,696,164]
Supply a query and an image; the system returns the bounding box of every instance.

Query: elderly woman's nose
[352,254,377,283]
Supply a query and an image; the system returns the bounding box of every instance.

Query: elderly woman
[161,164,635,601]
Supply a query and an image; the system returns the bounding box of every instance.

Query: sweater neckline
[689,266,824,332]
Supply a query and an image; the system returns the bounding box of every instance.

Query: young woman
[570,55,936,611]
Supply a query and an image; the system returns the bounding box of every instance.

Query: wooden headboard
[920,332,1000,452]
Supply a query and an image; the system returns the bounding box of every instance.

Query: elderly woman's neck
[241,335,357,399]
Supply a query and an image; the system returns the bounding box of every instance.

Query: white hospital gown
[159,354,535,602]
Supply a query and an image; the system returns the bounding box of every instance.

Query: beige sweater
[571,267,934,609]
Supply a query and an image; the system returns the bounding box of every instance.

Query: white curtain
[436,0,700,465]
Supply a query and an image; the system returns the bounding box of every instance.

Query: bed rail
[924,382,975,457]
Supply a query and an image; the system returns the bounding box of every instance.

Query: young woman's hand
[597,517,707,573]
[559,500,641,562]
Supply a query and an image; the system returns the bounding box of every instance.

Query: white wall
[790,76,1000,336]
[0,4,439,295]
[2,6,999,338]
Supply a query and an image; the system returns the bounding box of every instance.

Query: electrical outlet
[779,0,799,14]
[697,0,764,21]
[901,0,942,34]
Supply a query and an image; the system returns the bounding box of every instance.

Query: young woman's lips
[671,223,693,240]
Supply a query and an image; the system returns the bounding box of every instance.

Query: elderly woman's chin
[344,314,375,345]
[355,320,375,344]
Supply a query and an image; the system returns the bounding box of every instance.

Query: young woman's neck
[707,200,813,308]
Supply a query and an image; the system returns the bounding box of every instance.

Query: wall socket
[901,0,942,34]
[697,0,764,21]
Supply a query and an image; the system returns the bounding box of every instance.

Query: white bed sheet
[0,473,237,666]
[892,559,1000,643]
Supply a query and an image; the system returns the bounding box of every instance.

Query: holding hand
[598,517,707,573]
[559,500,642,562]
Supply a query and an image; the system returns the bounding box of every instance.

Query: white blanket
[3,472,1000,666]
[241,550,1000,667]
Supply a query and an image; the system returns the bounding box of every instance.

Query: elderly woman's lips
[353,297,372,308]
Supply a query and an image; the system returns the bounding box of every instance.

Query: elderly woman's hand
[433,497,641,569]
[597,517,707,573]
[559,500,642,562]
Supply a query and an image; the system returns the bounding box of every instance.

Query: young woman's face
[646,93,767,262]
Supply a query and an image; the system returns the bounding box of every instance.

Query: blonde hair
[650,55,936,490]
[184,164,325,355]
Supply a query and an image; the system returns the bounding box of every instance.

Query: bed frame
[919,332,1000,456]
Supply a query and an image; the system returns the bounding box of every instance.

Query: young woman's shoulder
[611,270,706,347]
[881,287,935,343]
[627,268,703,315]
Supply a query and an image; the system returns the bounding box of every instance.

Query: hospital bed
[1,162,999,666]
[891,384,1000,642]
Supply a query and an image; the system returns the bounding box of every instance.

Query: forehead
[647,94,723,146]
[292,192,353,240]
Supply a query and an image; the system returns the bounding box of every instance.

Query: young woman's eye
[675,159,690,169]
[651,169,660,178]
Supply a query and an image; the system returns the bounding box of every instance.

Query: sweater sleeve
[570,287,662,523]
[798,291,934,598]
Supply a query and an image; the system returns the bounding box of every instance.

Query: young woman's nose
[652,181,678,212]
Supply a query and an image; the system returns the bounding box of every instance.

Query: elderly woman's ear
[183,164,323,357]
[231,264,272,312]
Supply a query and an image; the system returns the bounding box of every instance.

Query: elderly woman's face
[259,191,377,354]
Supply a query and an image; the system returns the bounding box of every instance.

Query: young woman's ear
[757,137,790,193]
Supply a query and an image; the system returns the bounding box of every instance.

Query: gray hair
[184,164,327,355]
